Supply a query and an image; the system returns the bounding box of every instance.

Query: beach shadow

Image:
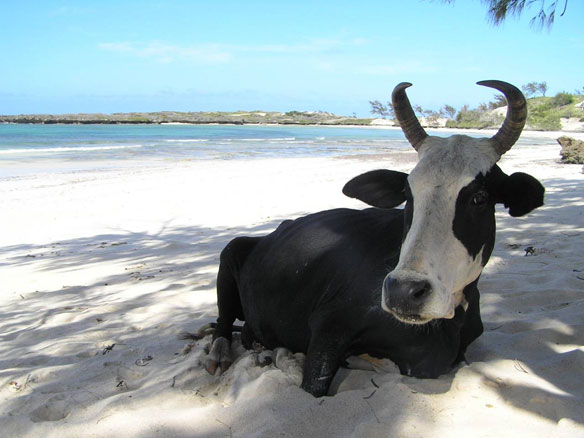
[466,175,584,424]
[0,218,294,432]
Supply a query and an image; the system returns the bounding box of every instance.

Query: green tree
[369,100,394,118]
[442,104,457,119]
[522,81,548,98]
[488,94,507,109]
[438,1,569,29]
[413,104,425,118]
[522,83,537,98]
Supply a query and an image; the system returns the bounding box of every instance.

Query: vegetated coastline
[2,92,583,131]
[446,93,584,131]
[0,111,374,126]
[369,88,584,132]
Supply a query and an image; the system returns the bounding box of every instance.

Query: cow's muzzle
[382,275,433,324]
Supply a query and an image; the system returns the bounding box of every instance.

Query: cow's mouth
[389,310,432,325]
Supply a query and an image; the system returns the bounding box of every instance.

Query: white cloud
[98,41,232,65]
[98,36,368,64]
[240,38,347,54]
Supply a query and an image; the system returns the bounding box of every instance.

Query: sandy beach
[1,131,583,437]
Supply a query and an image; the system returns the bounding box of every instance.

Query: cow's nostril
[410,281,431,300]
[383,276,433,318]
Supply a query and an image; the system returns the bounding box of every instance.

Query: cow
[202,81,545,397]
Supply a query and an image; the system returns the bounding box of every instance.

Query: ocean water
[0,123,549,178]
[0,124,410,161]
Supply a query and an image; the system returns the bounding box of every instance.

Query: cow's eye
[472,191,489,206]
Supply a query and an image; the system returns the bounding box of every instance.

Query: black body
[213,207,483,396]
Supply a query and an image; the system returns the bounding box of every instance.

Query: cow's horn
[392,82,428,150]
[477,80,527,156]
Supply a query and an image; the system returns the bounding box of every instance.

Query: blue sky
[1,1,582,116]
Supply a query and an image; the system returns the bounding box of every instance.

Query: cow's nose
[382,276,432,315]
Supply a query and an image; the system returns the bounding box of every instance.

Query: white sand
[1,133,583,437]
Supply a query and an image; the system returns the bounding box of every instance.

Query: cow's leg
[206,261,240,375]
[206,237,258,375]
[300,320,350,397]
[456,280,483,364]
[240,322,257,350]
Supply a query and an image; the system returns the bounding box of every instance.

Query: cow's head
[344,81,544,324]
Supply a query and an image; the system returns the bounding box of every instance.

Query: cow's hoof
[205,337,232,375]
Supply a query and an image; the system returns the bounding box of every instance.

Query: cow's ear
[343,170,408,208]
[496,172,545,217]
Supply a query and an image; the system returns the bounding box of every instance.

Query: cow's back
[237,207,404,352]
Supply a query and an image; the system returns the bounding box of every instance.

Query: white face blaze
[382,135,501,322]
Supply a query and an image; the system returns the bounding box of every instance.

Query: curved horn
[477,80,527,156]
[392,82,428,150]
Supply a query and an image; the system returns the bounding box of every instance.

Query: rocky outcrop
[557,136,584,164]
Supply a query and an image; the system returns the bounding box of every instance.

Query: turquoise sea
[0,124,549,178]
[0,124,411,161]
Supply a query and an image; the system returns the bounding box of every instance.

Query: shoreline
[1,126,580,181]
[2,120,583,137]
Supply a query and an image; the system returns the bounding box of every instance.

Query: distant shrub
[454,106,482,125]
[285,111,315,117]
[528,108,562,130]
[487,95,507,110]
[552,92,574,106]
[447,105,503,129]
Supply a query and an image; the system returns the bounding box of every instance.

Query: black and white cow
[203,81,544,397]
